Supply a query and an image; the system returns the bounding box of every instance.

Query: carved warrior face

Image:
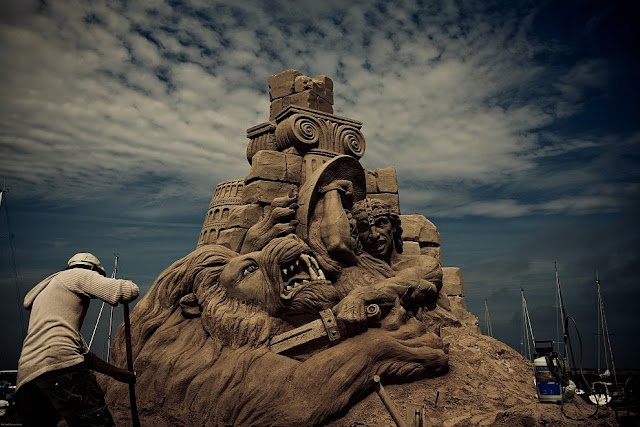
[219,235,340,317]
[351,198,403,262]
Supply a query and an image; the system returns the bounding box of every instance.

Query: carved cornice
[275,106,362,127]
[273,106,365,159]
[246,122,277,164]
[246,121,276,139]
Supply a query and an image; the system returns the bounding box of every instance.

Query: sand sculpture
[104,70,480,426]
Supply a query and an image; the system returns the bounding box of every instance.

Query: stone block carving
[270,90,333,120]
[400,214,441,246]
[402,240,421,255]
[269,71,335,120]
[295,74,334,104]
[448,296,480,329]
[399,212,442,262]
[442,267,466,296]
[241,180,298,205]
[364,168,378,193]
[368,192,400,213]
[268,69,303,100]
[225,204,263,229]
[216,227,247,253]
[375,166,398,193]
[269,69,334,104]
[245,150,302,185]
[421,246,442,264]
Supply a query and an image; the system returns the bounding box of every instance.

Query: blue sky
[1,0,639,370]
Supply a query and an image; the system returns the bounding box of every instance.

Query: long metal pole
[106,306,114,362]
[1,188,27,337]
[88,302,106,350]
[596,272,601,374]
[373,375,408,427]
[123,302,140,427]
[106,255,118,362]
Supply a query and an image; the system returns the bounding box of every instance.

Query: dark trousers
[16,364,115,427]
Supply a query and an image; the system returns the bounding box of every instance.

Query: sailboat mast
[597,274,619,390]
[1,187,27,337]
[554,263,567,354]
[521,289,535,360]
[596,271,602,374]
[555,263,582,377]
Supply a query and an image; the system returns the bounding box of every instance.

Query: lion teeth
[300,254,313,271]
[309,256,320,270]
[281,253,328,286]
[308,266,319,280]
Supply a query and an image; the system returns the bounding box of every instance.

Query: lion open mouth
[280,253,329,300]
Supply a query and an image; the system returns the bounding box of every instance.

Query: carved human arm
[315,179,357,265]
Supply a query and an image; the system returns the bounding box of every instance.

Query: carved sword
[269,304,381,354]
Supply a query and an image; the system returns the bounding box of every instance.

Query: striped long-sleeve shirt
[17,268,139,389]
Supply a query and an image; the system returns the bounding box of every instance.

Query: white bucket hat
[67,252,106,276]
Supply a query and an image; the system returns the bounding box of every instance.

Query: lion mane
[106,243,285,425]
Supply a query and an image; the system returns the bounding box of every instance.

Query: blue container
[534,357,562,403]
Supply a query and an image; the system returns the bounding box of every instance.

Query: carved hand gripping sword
[269,304,381,354]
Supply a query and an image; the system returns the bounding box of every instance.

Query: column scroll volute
[274,113,323,151]
[335,124,365,159]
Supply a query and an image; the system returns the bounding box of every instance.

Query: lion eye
[243,264,258,276]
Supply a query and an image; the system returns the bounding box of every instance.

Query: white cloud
[0,0,635,221]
